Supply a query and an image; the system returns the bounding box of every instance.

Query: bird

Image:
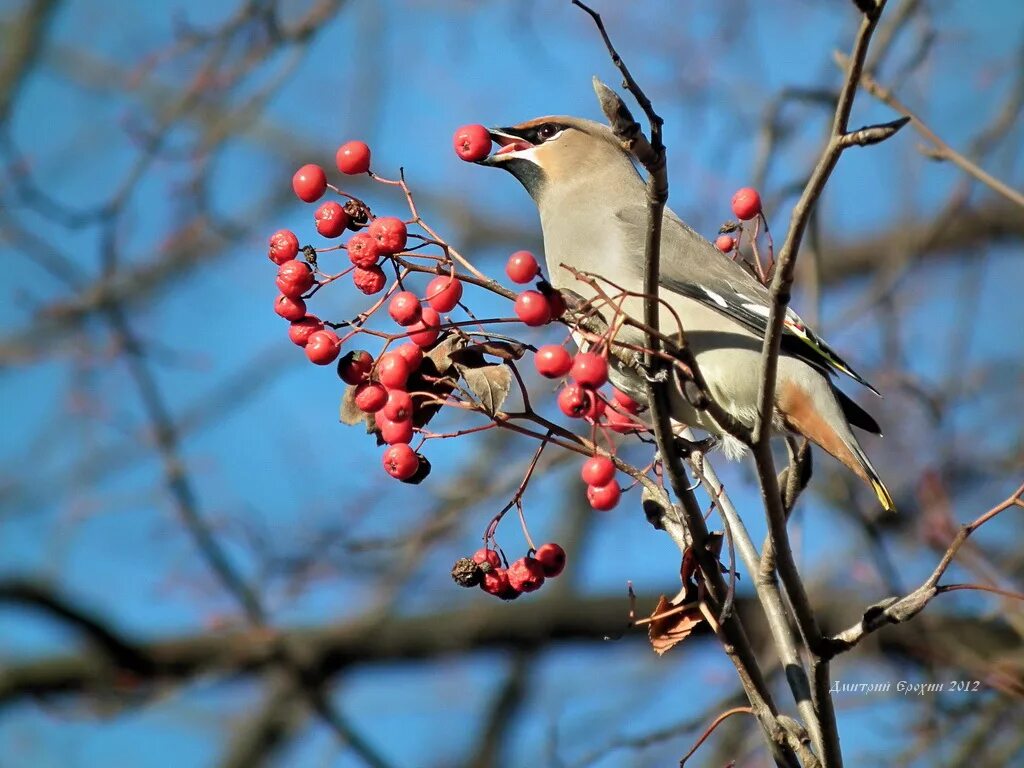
[475,112,895,511]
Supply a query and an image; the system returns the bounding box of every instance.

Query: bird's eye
[536,123,560,141]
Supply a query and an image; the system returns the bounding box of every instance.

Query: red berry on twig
[535,543,566,577]
[304,330,340,365]
[480,567,516,599]
[395,343,423,370]
[557,383,594,419]
[571,352,608,388]
[473,548,501,570]
[355,382,388,413]
[587,481,621,511]
[408,306,441,347]
[535,345,572,378]
[336,140,371,175]
[288,315,324,346]
[338,350,373,385]
[292,164,327,203]
[268,229,299,265]
[581,456,616,487]
[731,187,762,221]
[506,250,540,284]
[507,557,545,593]
[353,265,386,295]
[347,233,381,269]
[314,201,349,238]
[388,291,422,326]
[379,416,414,445]
[715,234,736,253]
[274,294,306,322]
[612,387,640,413]
[514,290,551,326]
[382,443,419,480]
[368,216,408,254]
[376,351,411,389]
[383,389,414,422]
[425,276,463,312]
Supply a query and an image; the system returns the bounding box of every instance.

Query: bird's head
[474,116,638,203]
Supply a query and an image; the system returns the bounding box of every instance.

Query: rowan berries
[336,140,371,175]
[731,187,762,221]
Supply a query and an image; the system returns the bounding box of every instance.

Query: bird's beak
[475,127,537,166]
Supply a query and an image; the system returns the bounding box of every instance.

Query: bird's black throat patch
[501,158,546,200]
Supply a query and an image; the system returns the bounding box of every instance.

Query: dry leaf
[647,594,705,655]
[450,340,527,363]
[456,363,511,416]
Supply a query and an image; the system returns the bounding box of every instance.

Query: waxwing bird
[476,114,895,511]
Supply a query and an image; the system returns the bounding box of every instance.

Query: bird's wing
[614,205,879,395]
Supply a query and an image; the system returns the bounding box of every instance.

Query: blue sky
[1,0,1022,765]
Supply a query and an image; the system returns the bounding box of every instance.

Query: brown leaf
[647,595,704,656]
[456,362,511,416]
[340,386,367,427]
[450,340,527,364]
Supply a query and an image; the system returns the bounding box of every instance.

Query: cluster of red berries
[537,342,641,433]
[268,140,475,481]
[503,250,565,326]
[453,543,566,600]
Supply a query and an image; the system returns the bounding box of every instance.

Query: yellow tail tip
[872,479,897,513]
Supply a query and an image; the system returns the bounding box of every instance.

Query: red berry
[453,124,493,162]
[388,291,422,326]
[292,163,327,203]
[557,383,594,419]
[347,233,380,268]
[571,352,608,388]
[338,350,373,385]
[612,387,640,413]
[534,543,566,578]
[353,265,386,295]
[607,407,639,434]
[314,201,349,238]
[336,140,371,175]
[376,351,411,389]
[731,187,762,221]
[581,456,616,487]
[587,481,621,511]
[546,289,566,319]
[473,548,501,570]
[515,290,551,326]
[368,216,407,254]
[425,276,463,312]
[382,443,419,480]
[715,234,736,253]
[506,250,539,284]
[379,416,414,445]
[480,567,516,599]
[395,343,423,371]
[288,315,324,346]
[535,345,572,378]
[274,294,306,321]
[585,395,606,421]
[408,306,441,347]
[355,382,388,413]
[383,388,414,421]
[507,557,545,593]
[276,260,314,298]
[268,229,299,265]
[304,330,340,365]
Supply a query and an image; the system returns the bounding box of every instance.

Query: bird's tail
[847,438,897,513]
